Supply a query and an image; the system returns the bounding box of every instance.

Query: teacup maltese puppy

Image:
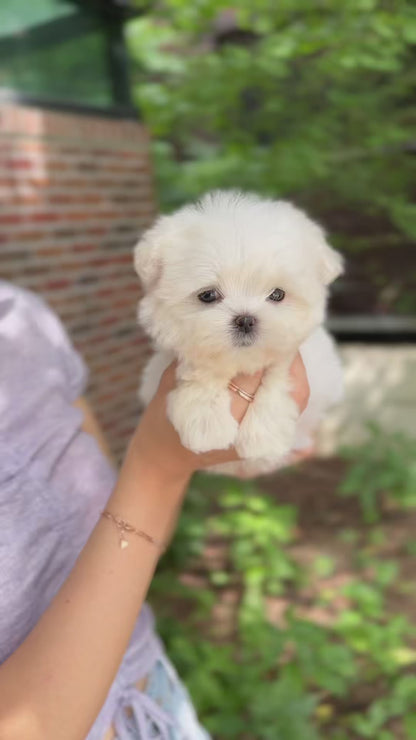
[134,190,344,477]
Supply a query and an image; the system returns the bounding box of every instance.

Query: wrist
[104,431,191,548]
[130,426,193,490]
[107,467,187,550]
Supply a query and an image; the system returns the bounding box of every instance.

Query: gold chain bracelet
[101,510,166,552]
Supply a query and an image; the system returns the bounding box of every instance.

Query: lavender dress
[0,281,209,740]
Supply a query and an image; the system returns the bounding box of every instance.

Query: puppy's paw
[167,385,238,453]
[236,389,298,461]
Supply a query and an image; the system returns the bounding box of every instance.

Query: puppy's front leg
[167,365,238,454]
[236,364,299,462]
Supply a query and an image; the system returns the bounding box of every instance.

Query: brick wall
[0,103,156,461]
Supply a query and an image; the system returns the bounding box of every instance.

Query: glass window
[0,0,127,109]
[1,0,75,35]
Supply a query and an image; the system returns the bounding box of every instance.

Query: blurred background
[1,1,415,738]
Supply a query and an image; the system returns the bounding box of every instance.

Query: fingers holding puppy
[228,352,309,422]
[142,354,310,475]
[198,353,309,469]
[157,352,308,421]
[289,352,310,414]
[227,368,263,423]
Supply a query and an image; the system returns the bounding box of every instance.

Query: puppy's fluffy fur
[134,190,344,476]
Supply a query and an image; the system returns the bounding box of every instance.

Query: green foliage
[313,554,337,578]
[339,423,416,523]
[349,675,416,738]
[248,671,319,740]
[210,480,299,612]
[127,0,415,249]
[158,619,321,738]
[284,613,357,697]
[150,462,416,739]
[337,592,412,676]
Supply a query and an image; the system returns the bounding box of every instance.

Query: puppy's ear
[133,219,166,291]
[308,217,344,285]
[318,237,344,285]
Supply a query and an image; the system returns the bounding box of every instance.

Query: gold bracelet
[101,510,166,552]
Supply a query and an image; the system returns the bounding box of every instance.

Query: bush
[127,0,415,249]
[150,468,416,739]
[339,423,416,523]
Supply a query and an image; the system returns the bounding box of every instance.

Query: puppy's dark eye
[198,289,221,304]
[268,288,285,302]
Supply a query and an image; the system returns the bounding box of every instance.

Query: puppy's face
[134,191,343,366]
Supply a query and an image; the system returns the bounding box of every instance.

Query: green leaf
[313,555,337,578]
[404,713,416,739]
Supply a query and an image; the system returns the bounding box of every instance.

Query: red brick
[14,229,48,241]
[7,194,44,207]
[73,243,96,252]
[45,279,71,290]
[0,214,23,224]
[2,102,153,459]
[100,315,119,326]
[96,287,114,297]
[32,212,62,222]
[5,158,32,169]
[48,194,76,205]
[86,226,107,236]
[28,177,51,188]
[36,246,63,257]
[0,178,18,188]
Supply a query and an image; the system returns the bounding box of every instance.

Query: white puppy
[134,190,344,476]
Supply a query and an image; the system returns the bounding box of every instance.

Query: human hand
[132,353,310,482]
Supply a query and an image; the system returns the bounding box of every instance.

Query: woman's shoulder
[1,280,66,345]
[0,279,43,320]
[0,280,88,410]
[0,280,67,354]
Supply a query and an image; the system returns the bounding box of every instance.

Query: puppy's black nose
[234,314,257,333]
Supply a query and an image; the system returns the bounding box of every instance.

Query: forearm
[0,435,189,740]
